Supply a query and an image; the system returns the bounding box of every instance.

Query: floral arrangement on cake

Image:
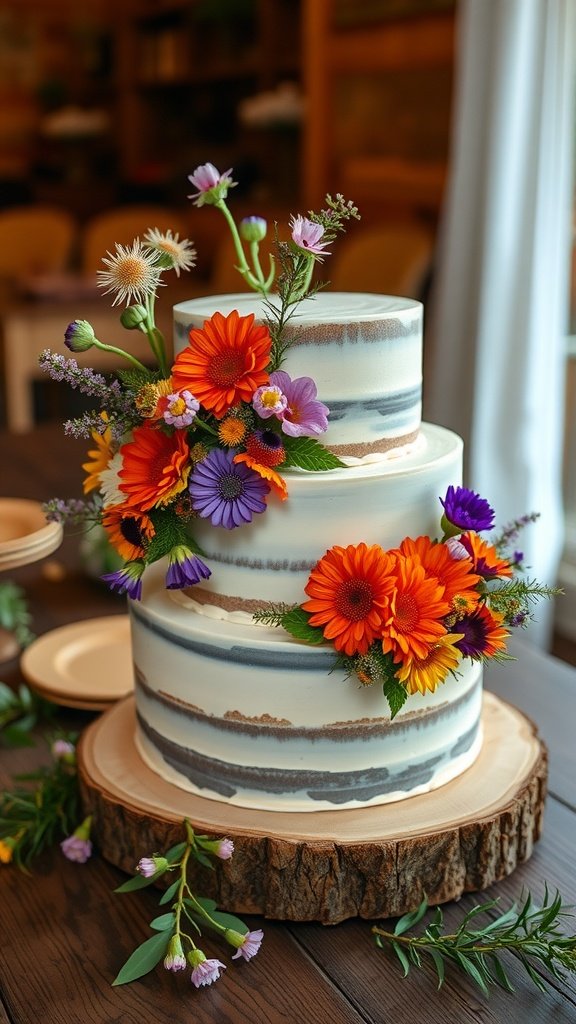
[41,162,556,715]
[257,488,556,716]
[42,163,358,599]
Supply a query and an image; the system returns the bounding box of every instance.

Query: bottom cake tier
[129,562,484,812]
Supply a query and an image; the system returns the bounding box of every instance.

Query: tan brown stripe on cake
[328,429,419,457]
[181,588,277,614]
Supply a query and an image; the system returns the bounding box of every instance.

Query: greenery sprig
[372,890,576,997]
[114,819,263,989]
[0,682,57,747]
[0,581,34,649]
[0,736,80,867]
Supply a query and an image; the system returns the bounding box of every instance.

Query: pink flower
[290,214,331,256]
[190,956,226,988]
[269,370,329,437]
[252,383,288,419]
[231,929,264,962]
[216,838,234,860]
[164,935,187,972]
[188,163,236,206]
[136,855,169,877]
[161,390,200,429]
[60,815,93,864]
[51,739,75,761]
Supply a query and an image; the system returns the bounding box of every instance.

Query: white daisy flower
[99,451,125,506]
[98,239,162,306]
[144,227,197,277]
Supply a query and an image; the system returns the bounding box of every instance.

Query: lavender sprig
[492,512,541,554]
[43,496,101,527]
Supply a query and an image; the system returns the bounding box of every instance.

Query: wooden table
[1,425,576,1024]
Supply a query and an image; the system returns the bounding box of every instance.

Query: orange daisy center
[393,593,420,634]
[334,578,374,622]
[207,349,246,387]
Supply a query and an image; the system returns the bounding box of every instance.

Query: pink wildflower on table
[61,816,92,864]
[187,162,236,207]
[216,838,234,860]
[269,369,329,437]
[136,854,169,877]
[164,935,187,972]
[290,214,331,256]
[188,950,226,988]
[51,739,75,761]
[229,928,264,961]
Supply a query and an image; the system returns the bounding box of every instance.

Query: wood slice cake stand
[78,693,547,925]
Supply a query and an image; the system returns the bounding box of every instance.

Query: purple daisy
[290,214,331,256]
[101,560,145,600]
[165,546,211,589]
[189,448,269,529]
[269,370,329,437]
[440,486,495,535]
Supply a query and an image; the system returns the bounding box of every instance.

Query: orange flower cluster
[302,534,510,695]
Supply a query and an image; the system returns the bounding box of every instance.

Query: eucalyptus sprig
[0,735,80,867]
[372,890,576,997]
[113,819,263,989]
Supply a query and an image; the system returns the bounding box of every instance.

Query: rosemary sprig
[372,890,576,997]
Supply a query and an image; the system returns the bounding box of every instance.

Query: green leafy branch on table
[373,890,576,996]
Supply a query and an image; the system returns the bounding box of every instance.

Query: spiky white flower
[98,239,162,306]
[143,227,197,277]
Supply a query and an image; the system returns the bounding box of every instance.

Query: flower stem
[215,200,268,294]
[92,340,149,373]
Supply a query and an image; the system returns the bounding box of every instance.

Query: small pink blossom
[61,816,92,863]
[190,956,226,988]
[136,856,159,878]
[445,537,470,561]
[290,214,331,256]
[269,370,329,437]
[51,739,75,761]
[164,935,187,972]
[231,928,264,962]
[188,163,236,207]
[162,390,200,428]
[252,383,288,419]
[216,838,234,860]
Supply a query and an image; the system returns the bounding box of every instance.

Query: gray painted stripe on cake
[327,387,421,422]
[174,316,420,346]
[130,607,335,670]
[136,712,475,803]
[134,664,481,739]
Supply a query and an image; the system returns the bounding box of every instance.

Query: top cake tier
[173,292,423,458]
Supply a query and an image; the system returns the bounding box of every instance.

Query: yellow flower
[82,415,114,494]
[0,838,15,864]
[394,633,464,696]
[218,416,248,446]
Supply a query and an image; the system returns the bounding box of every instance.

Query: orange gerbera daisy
[102,504,155,560]
[171,310,272,419]
[302,543,396,656]
[382,555,450,662]
[455,604,509,660]
[82,417,114,494]
[394,633,464,696]
[398,535,481,618]
[233,452,288,501]
[460,532,513,580]
[118,423,190,511]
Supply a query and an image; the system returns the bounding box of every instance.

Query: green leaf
[149,912,176,932]
[382,676,408,720]
[114,871,166,893]
[159,879,181,905]
[394,898,429,936]
[281,606,326,645]
[391,940,410,977]
[112,931,172,986]
[453,952,490,997]
[427,948,446,989]
[489,955,515,993]
[281,435,345,472]
[165,841,187,864]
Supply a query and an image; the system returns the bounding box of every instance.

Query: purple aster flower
[51,739,75,762]
[216,837,234,860]
[162,390,200,429]
[440,486,495,536]
[252,383,288,419]
[269,370,329,437]
[189,448,269,529]
[61,816,92,864]
[165,546,211,589]
[230,928,264,962]
[290,214,331,256]
[101,560,145,600]
[187,162,236,206]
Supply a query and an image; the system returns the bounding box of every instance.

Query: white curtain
[426,0,575,646]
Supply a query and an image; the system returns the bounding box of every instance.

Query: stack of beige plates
[21,615,134,711]
[0,498,63,572]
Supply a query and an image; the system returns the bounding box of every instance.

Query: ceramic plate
[21,615,133,708]
[0,498,62,570]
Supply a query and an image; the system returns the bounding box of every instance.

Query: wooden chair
[328,224,434,299]
[0,205,76,277]
[81,206,189,273]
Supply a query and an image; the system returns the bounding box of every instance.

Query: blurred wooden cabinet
[301,0,456,223]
